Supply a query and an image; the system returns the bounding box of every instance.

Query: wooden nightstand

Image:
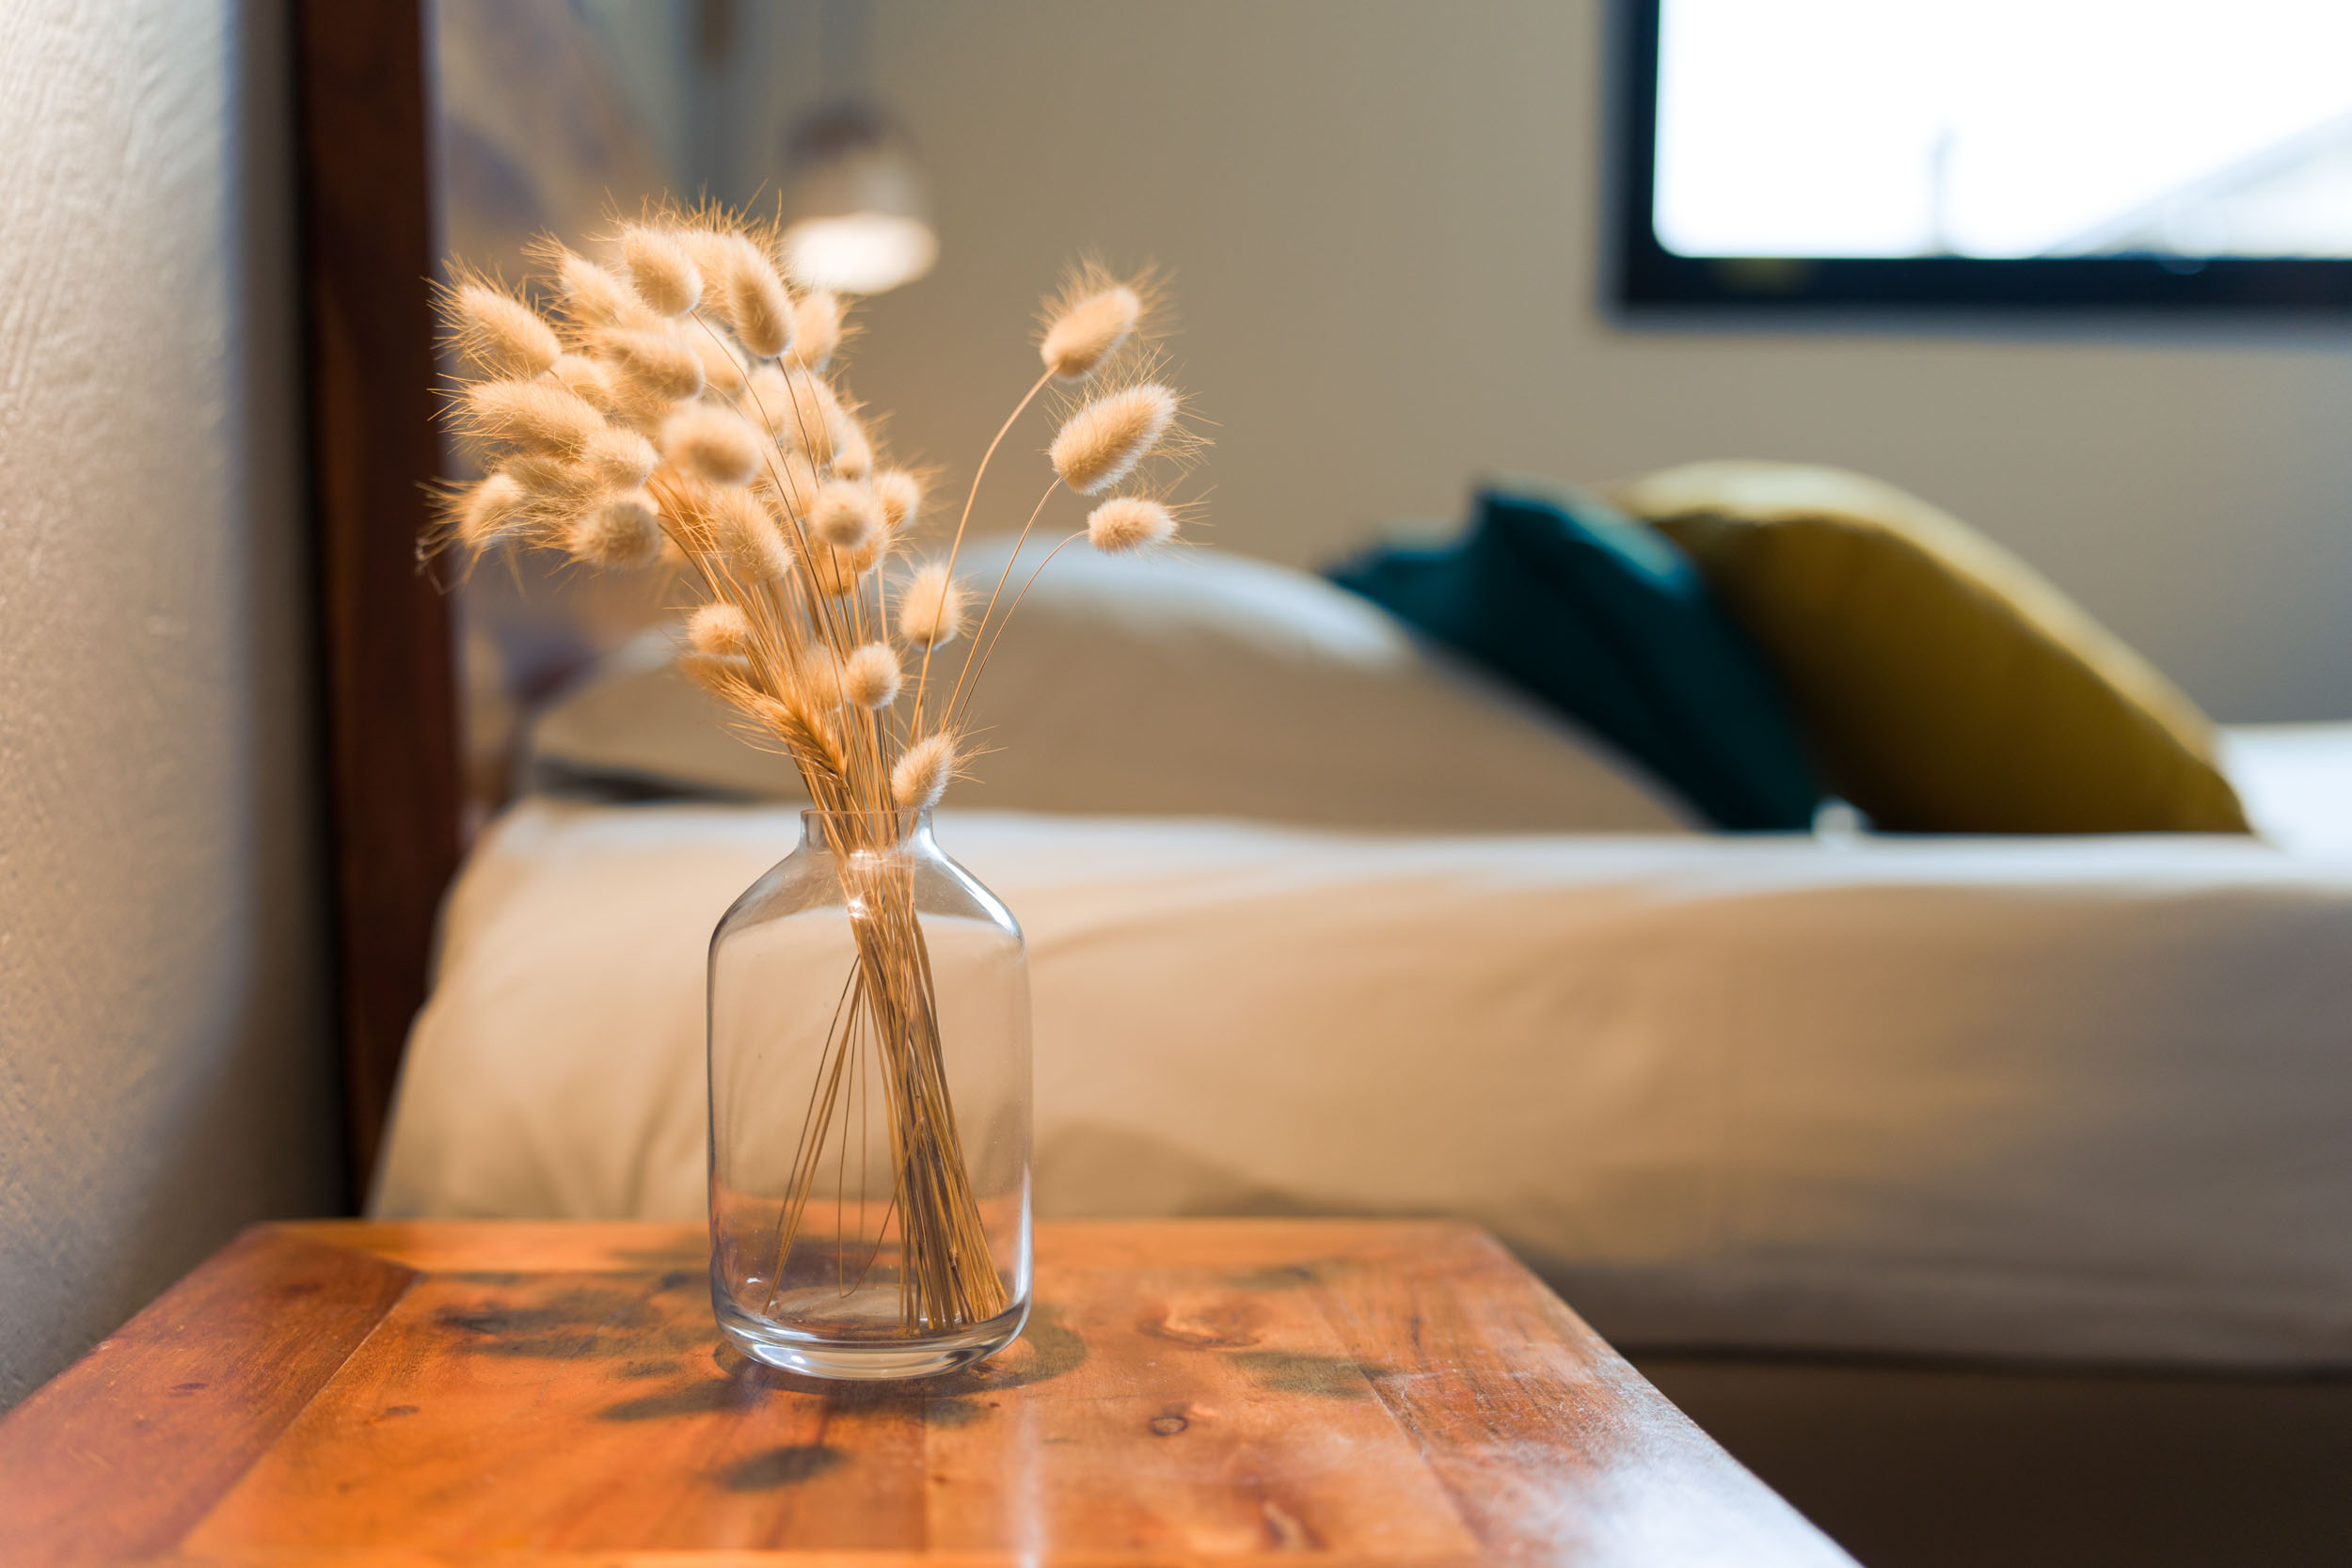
[0,1218,1851,1564]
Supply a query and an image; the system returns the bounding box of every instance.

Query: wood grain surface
[0,1220,1852,1566]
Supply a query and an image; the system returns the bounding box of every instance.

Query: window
[1615,0,2352,309]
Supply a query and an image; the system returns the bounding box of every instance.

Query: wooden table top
[0,1219,1851,1566]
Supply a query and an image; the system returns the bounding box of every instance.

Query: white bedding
[378,725,2352,1370]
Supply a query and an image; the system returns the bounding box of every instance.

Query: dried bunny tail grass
[597,326,707,404]
[567,490,664,566]
[621,225,704,317]
[843,641,903,709]
[1048,382,1180,494]
[831,414,873,481]
[713,485,796,581]
[809,481,883,550]
[687,601,755,657]
[691,331,749,395]
[461,380,608,457]
[805,537,880,599]
[549,354,615,409]
[787,290,845,371]
[581,423,659,489]
[758,691,850,785]
[448,279,561,378]
[532,243,652,329]
[672,226,734,290]
[662,405,763,486]
[456,472,532,548]
[898,562,966,647]
[1040,262,1166,381]
[795,645,846,708]
[874,468,922,534]
[891,731,960,812]
[503,453,599,505]
[743,366,842,463]
[680,649,753,699]
[757,450,821,520]
[1086,495,1179,553]
[712,233,796,357]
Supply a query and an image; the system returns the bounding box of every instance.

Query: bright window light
[1655,0,2352,259]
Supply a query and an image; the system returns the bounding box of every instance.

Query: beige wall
[845,0,2352,721]
[0,0,335,1405]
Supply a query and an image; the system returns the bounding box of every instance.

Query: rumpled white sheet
[378,746,2352,1368]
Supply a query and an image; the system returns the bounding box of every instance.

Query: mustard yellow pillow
[1608,461,2249,834]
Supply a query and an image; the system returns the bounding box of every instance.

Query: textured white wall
[0,0,334,1405]
[847,0,2352,721]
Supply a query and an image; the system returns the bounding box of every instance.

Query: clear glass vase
[707,809,1031,1379]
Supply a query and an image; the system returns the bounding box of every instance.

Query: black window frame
[1611,0,2352,313]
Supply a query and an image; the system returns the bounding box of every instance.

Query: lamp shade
[778,99,937,295]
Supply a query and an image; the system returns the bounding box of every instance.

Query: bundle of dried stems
[433,207,1198,1333]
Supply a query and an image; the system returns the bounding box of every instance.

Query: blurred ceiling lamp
[778,99,938,295]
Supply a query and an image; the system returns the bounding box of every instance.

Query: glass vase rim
[797,806,934,841]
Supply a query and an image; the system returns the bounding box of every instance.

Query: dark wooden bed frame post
[291,0,464,1201]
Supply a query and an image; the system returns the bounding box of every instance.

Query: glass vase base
[717,1294,1030,1381]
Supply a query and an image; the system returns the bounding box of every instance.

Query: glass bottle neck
[799,809,934,857]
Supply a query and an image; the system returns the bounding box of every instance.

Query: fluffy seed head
[758,451,820,518]
[809,481,884,550]
[548,353,614,409]
[691,331,747,395]
[597,327,706,404]
[464,380,607,457]
[831,415,873,480]
[898,562,966,648]
[796,647,844,707]
[842,641,903,709]
[1041,285,1141,380]
[580,423,659,489]
[743,363,790,420]
[567,490,663,566]
[1049,384,1179,494]
[621,225,704,317]
[453,284,561,377]
[891,733,958,812]
[720,237,796,357]
[788,290,843,371]
[679,650,752,701]
[771,368,843,461]
[687,602,754,658]
[661,406,762,486]
[873,469,922,533]
[713,485,796,581]
[543,251,635,328]
[502,453,597,504]
[1086,496,1179,553]
[674,229,733,290]
[803,540,876,599]
[457,472,532,548]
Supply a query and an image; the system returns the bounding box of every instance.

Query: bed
[373,546,2352,1372]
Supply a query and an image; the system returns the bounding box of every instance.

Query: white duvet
[378,725,2352,1370]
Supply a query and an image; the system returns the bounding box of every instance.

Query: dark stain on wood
[926,1395,990,1428]
[714,1443,848,1492]
[596,1378,767,1422]
[433,1284,708,1359]
[1227,1263,1322,1291]
[1231,1349,1378,1399]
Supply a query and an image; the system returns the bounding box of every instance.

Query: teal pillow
[1327,482,1820,830]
